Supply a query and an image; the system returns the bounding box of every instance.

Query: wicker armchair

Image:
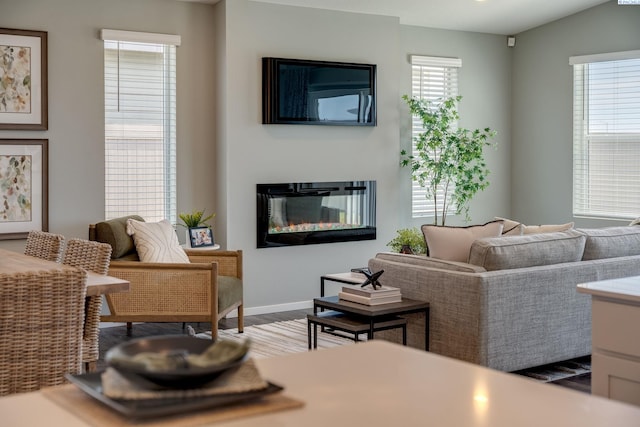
[0,268,87,396]
[89,216,243,339]
[24,230,65,262]
[62,238,113,372]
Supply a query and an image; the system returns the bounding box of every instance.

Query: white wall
[511,0,640,228]
[217,0,511,312]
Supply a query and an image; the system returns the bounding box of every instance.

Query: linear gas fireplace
[257,180,376,248]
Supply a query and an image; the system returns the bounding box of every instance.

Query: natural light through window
[409,55,461,218]
[102,30,180,224]
[571,50,640,220]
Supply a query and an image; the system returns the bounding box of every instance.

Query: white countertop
[3,341,640,426]
[577,275,640,303]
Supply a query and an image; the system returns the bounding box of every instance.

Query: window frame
[570,50,640,220]
[409,55,462,218]
[101,29,180,224]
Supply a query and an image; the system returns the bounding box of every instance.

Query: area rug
[196,319,355,358]
[198,319,591,383]
[513,356,591,383]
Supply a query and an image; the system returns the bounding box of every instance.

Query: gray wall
[399,25,512,229]
[216,0,511,312]
[1,0,217,252]
[9,0,629,313]
[511,0,640,228]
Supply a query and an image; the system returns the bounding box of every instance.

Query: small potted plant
[178,209,215,248]
[387,228,427,255]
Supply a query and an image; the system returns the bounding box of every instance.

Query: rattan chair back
[62,239,112,372]
[0,268,87,396]
[23,230,65,263]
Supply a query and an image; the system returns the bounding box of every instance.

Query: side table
[320,272,366,296]
[312,295,430,351]
[307,311,407,349]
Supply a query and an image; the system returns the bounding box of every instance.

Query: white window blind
[102,30,180,223]
[409,55,461,218]
[571,50,640,220]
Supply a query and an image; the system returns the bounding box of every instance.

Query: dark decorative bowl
[105,335,248,389]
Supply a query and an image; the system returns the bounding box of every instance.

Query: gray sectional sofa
[368,226,640,372]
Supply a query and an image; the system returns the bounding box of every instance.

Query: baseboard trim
[234,300,313,317]
[99,301,314,327]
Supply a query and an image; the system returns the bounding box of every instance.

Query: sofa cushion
[579,226,640,260]
[94,215,145,259]
[375,252,486,273]
[421,220,504,263]
[218,276,243,312]
[468,230,586,271]
[126,218,190,263]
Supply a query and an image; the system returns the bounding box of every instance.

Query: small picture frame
[189,226,215,248]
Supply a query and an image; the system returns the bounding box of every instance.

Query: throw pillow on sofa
[421,220,504,263]
[523,222,574,234]
[494,217,523,235]
[494,217,573,235]
[126,218,190,263]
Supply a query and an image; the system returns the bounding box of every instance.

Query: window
[409,55,461,218]
[101,30,180,223]
[571,50,640,220]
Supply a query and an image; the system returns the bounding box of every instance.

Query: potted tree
[401,95,496,226]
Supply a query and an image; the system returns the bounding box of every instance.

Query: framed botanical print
[0,139,48,239]
[0,28,48,130]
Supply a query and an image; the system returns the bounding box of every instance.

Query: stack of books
[338,284,402,306]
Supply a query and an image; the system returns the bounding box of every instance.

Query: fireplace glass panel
[257,181,376,248]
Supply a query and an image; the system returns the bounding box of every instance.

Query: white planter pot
[185,229,192,248]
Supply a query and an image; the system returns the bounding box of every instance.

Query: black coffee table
[311,295,430,351]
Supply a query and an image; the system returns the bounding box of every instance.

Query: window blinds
[409,55,461,218]
[102,30,179,223]
[571,50,640,219]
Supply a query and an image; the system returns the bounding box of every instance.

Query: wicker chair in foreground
[62,238,113,372]
[0,268,87,396]
[24,230,65,263]
[89,216,243,339]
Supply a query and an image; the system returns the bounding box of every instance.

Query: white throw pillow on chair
[126,218,190,263]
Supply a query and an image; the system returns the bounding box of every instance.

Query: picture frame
[189,226,215,248]
[0,28,48,130]
[0,139,48,240]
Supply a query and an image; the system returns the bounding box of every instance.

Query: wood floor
[98,309,591,394]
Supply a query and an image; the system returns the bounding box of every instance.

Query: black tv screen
[262,57,376,126]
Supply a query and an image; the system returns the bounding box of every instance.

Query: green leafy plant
[401,95,496,226]
[387,228,427,255]
[178,209,215,228]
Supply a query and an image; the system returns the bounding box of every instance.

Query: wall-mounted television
[262,57,376,126]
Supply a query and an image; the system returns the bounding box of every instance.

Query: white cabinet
[578,276,640,407]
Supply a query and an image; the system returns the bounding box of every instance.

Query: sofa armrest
[368,255,487,365]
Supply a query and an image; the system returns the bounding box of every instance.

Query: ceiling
[198,0,610,35]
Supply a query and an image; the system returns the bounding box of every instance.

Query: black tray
[65,372,283,420]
